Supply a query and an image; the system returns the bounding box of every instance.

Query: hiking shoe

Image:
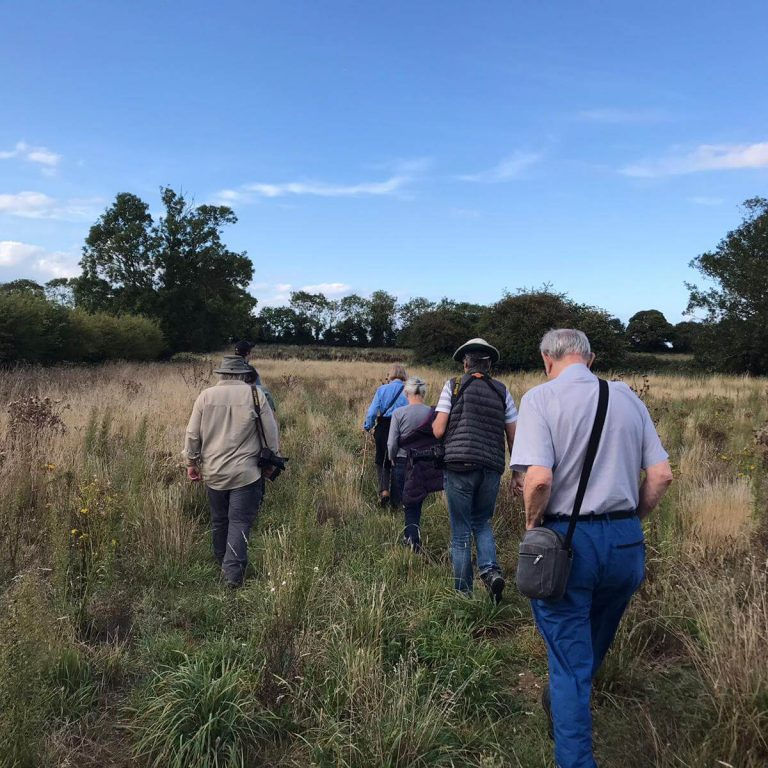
[542,685,554,741]
[482,570,505,604]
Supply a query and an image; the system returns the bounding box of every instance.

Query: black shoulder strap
[380,383,405,417]
[481,376,507,411]
[564,378,609,549]
[251,387,268,446]
[450,374,506,412]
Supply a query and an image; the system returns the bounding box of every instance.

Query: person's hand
[261,465,275,479]
[187,465,201,482]
[511,472,524,497]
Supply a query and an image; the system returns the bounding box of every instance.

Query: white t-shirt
[435,378,518,423]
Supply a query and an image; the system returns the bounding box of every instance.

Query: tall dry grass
[0,357,766,767]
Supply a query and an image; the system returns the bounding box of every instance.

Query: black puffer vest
[444,373,507,474]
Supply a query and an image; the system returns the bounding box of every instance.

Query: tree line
[2,190,767,374]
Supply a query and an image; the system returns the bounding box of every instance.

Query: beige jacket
[184,380,280,490]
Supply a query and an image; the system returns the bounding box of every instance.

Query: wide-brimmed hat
[452,337,500,364]
[215,355,255,375]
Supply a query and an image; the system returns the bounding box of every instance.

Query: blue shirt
[510,363,668,516]
[363,380,409,431]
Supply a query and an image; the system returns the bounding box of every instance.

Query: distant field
[172,344,416,364]
[0,357,766,767]
[174,344,700,375]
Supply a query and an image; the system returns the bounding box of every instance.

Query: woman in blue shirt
[363,363,408,506]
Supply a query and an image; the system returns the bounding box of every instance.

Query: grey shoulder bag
[515,378,609,601]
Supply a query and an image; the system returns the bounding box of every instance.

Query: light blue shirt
[510,364,668,516]
[363,380,409,431]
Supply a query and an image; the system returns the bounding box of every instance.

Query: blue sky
[1,0,767,322]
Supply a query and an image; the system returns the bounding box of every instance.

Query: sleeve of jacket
[387,410,401,462]
[183,392,204,465]
[256,387,280,454]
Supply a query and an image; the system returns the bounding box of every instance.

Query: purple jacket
[399,409,445,506]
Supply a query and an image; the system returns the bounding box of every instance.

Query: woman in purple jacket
[388,377,444,551]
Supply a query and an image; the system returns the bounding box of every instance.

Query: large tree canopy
[476,290,626,371]
[687,197,768,373]
[75,188,256,351]
[626,309,673,352]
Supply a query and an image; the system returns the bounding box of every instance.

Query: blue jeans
[206,479,264,585]
[444,468,501,592]
[393,458,423,548]
[531,517,645,768]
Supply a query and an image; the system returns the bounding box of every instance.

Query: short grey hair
[404,376,427,398]
[220,372,250,382]
[540,329,592,360]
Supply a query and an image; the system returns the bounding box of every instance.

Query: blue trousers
[393,458,423,548]
[444,468,501,592]
[206,479,264,585]
[532,517,645,768]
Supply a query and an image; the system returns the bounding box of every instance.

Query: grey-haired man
[510,329,672,768]
[184,355,281,587]
[433,338,519,599]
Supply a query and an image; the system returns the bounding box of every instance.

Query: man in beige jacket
[184,355,280,587]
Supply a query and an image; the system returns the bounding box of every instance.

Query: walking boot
[481,570,505,604]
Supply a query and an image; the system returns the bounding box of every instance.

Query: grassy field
[1,356,766,767]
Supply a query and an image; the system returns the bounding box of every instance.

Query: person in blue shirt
[363,363,408,506]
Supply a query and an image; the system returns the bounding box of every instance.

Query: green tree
[258,307,313,344]
[670,320,703,353]
[327,294,370,346]
[153,188,256,351]
[289,291,334,342]
[397,296,435,346]
[75,188,256,352]
[409,306,479,364]
[687,197,768,373]
[0,279,45,296]
[626,309,673,352]
[44,278,76,307]
[368,290,398,347]
[77,192,156,314]
[573,304,627,370]
[477,289,625,371]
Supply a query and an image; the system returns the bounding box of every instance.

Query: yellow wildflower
[70,528,78,536]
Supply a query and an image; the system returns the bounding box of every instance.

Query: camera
[257,447,289,481]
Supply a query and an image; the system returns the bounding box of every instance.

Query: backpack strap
[379,383,405,418]
[450,373,506,412]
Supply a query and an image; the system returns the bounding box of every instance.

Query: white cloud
[250,280,354,307]
[301,282,352,296]
[576,107,671,124]
[458,151,543,182]
[0,191,100,220]
[621,142,768,178]
[0,240,43,266]
[214,159,428,205]
[0,141,61,172]
[689,196,724,206]
[0,240,79,278]
[243,175,409,199]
